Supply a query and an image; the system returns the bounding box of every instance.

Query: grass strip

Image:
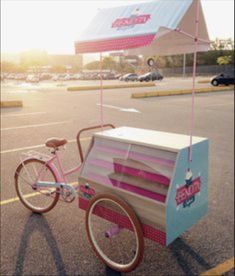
[198,79,211,84]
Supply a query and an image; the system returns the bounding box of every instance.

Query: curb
[0,100,23,108]
[67,82,155,91]
[198,79,210,84]
[131,86,234,99]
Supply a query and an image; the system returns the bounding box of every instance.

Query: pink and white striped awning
[75,34,155,53]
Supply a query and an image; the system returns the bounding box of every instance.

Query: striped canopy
[75,0,210,55]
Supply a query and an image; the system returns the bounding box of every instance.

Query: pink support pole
[189,0,200,163]
[100,52,104,130]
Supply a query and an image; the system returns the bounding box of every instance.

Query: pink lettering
[112,14,151,28]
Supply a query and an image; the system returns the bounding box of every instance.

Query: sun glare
[1,1,104,54]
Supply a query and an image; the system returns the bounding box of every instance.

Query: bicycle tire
[85,193,144,272]
[15,158,60,213]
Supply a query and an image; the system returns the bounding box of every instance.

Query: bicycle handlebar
[76,124,115,163]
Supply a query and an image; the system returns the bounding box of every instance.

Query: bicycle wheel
[85,193,144,272]
[15,158,59,213]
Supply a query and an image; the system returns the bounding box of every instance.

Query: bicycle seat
[45,137,68,149]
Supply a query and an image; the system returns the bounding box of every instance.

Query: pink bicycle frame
[34,123,115,190]
[46,151,81,184]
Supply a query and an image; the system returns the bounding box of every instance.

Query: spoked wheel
[85,193,144,272]
[15,158,59,213]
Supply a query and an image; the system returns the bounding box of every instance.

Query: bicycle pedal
[44,190,56,197]
[65,196,75,203]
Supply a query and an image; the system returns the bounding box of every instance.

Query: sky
[1,0,234,55]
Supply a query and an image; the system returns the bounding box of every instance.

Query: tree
[1,61,27,73]
[1,61,17,73]
[84,61,100,70]
[20,50,48,68]
[217,55,232,65]
[102,56,117,71]
[50,65,66,73]
[146,56,166,68]
[117,61,135,74]
[211,38,234,51]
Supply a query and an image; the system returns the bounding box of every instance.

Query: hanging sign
[175,176,201,207]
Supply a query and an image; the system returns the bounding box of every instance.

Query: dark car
[138,72,163,82]
[99,73,116,80]
[121,73,139,82]
[211,72,235,86]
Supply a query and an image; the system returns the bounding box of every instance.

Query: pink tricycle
[15,123,208,273]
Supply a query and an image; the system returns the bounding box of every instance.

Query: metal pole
[183,53,186,78]
[100,53,104,130]
[189,0,200,163]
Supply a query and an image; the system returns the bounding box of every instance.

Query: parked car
[211,72,235,86]
[39,73,52,81]
[69,74,82,80]
[115,73,122,79]
[120,73,139,82]
[26,74,39,83]
[107,73,116,80]
[63,74,72,81]
[138,72,163,82]
[80,73,96,80]
[7,73,16,80]
[14,74,26,81]
[119,74,127,81]
[52,74,70,81]
[102,73,116,80]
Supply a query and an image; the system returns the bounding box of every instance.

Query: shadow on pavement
[169,238,211,275]
[14,213,67,276]
[14,215,211,275]
[104,237,212,276]
[105,265,122,276]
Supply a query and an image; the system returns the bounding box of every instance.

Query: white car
[26,75,39,83]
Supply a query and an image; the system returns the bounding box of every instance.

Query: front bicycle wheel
[85,194,144,272]
[15,158,59,213]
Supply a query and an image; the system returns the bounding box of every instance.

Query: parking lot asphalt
[0,79,234,275]
[1,77,214,98]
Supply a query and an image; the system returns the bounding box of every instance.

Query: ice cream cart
[14,0,211,273]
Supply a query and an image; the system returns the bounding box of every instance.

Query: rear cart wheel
[15,158,59,213]
[85,193,144,272]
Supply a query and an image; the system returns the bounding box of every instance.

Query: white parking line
[97,103,140,113]
[1,121,70,131]
[1,112,47,117]
[1,144,45,154]
[204,103,234,107]
[0,137,90,154]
